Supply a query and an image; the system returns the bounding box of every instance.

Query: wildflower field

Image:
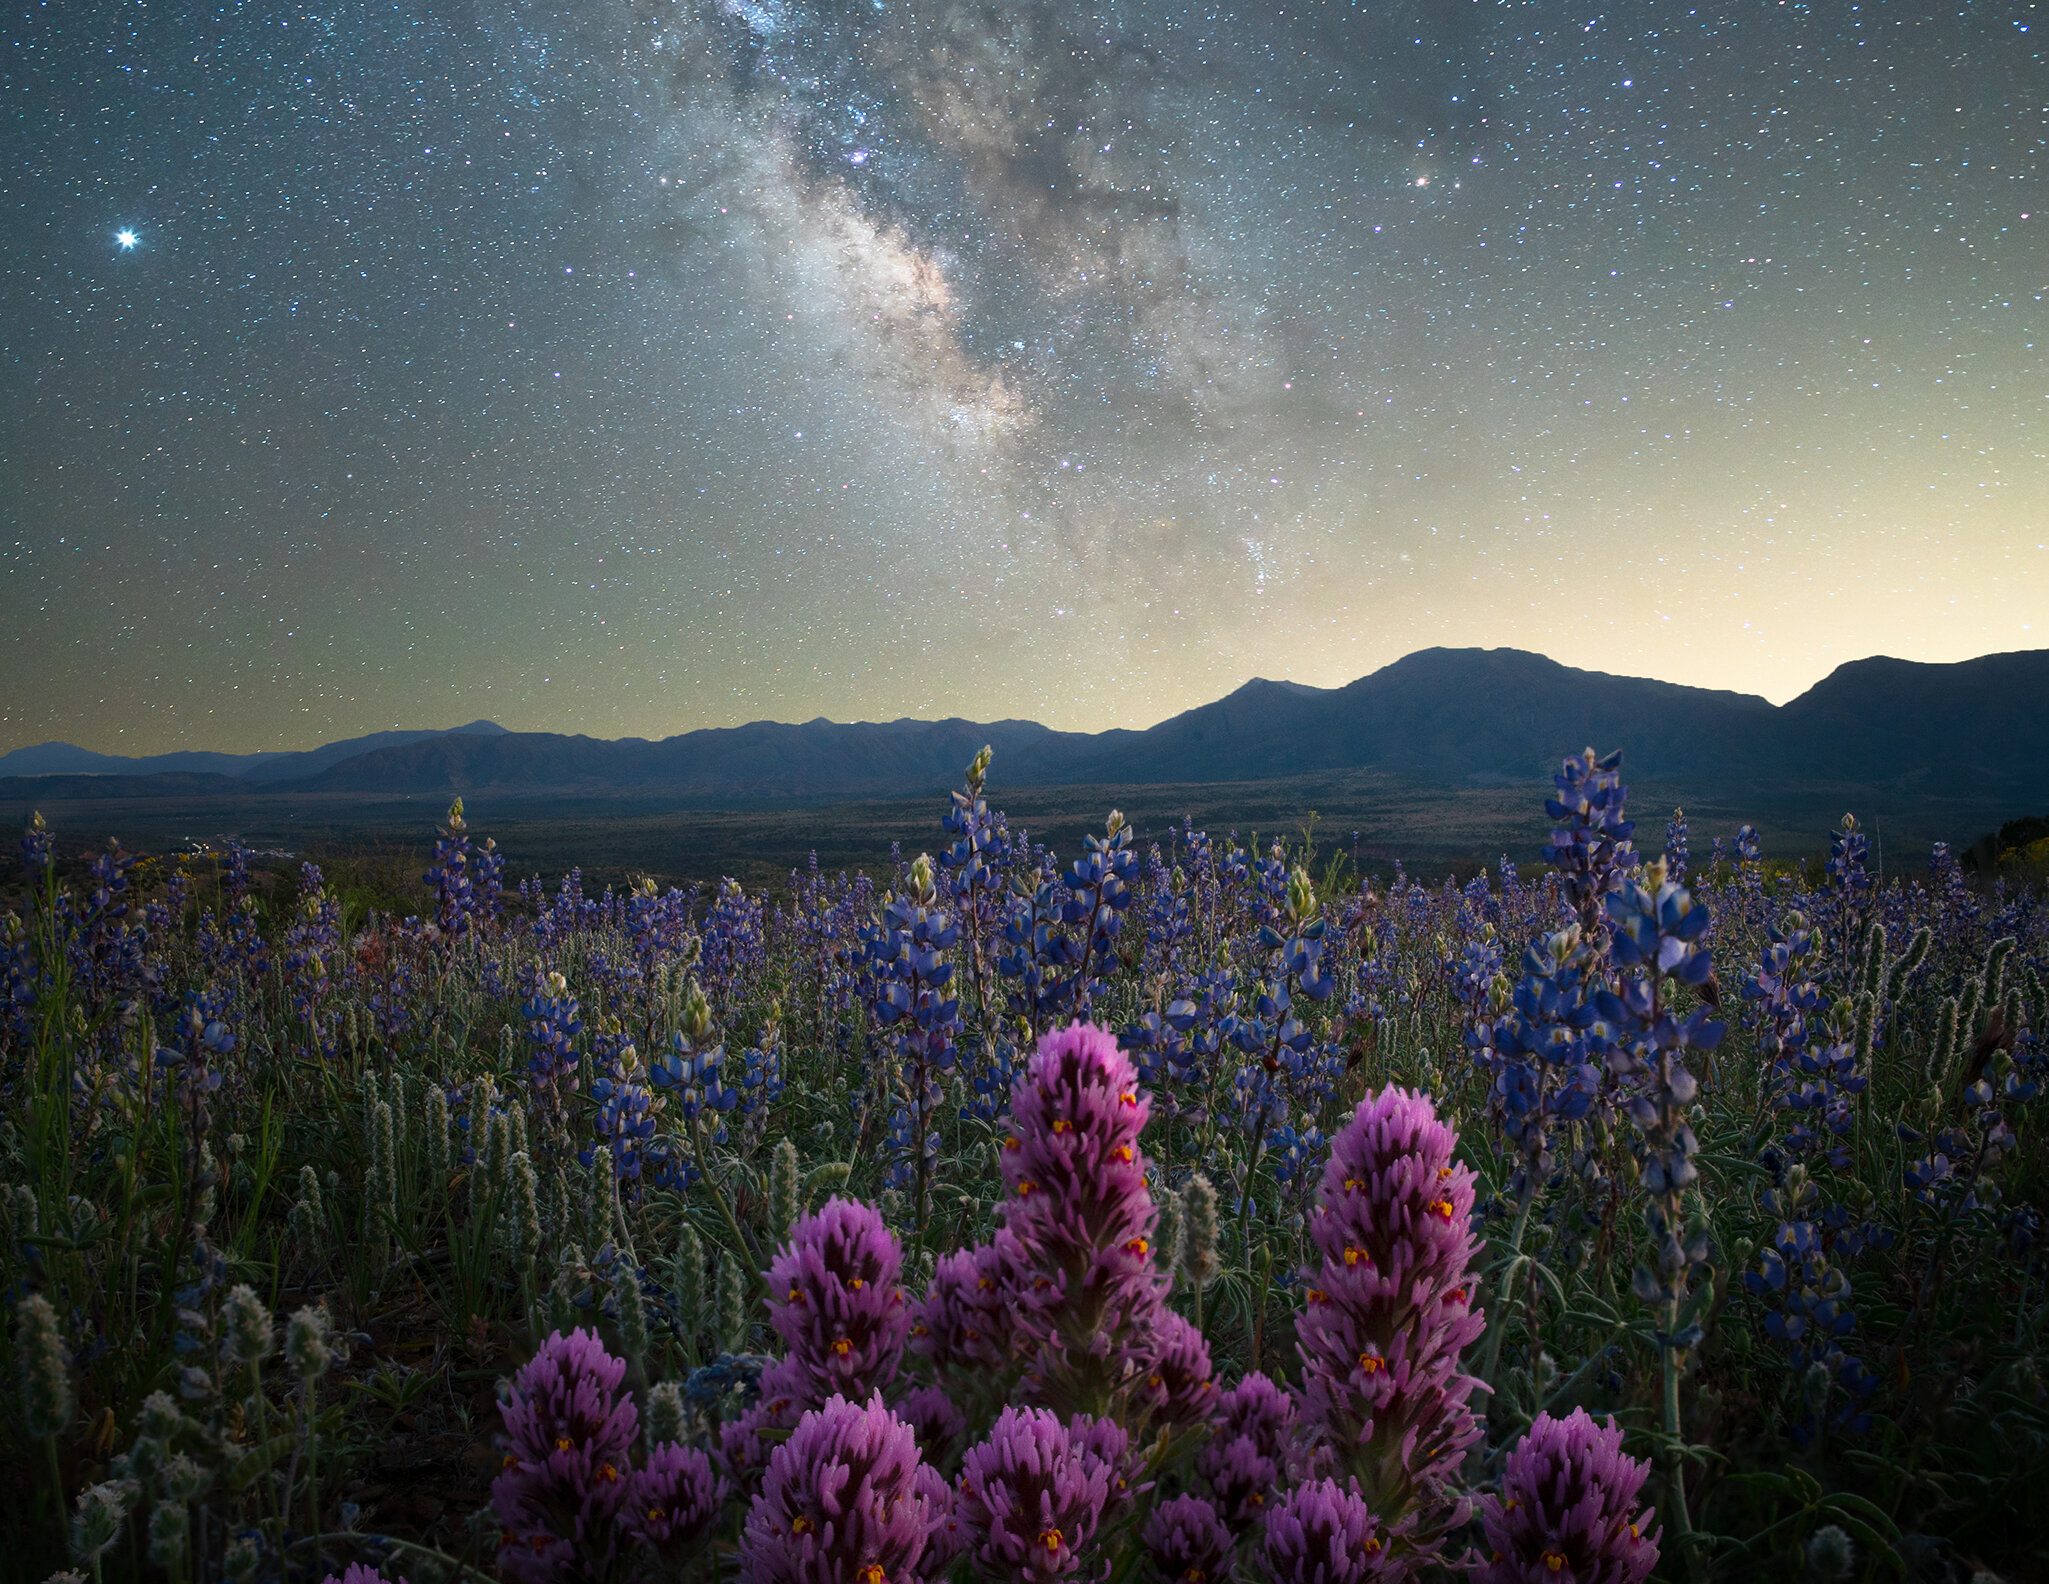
[3,748,2044,1584]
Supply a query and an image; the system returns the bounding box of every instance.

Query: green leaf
[1816,1491,1900,1540]
[1823,1514,1904,1575]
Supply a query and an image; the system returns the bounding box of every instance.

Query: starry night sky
[2,0,2040,754]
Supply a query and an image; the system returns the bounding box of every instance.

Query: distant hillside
[292,718,1070,798]
[0,720,507,782]
[1018,650,1784,786]
[0,772,249,801]
[4,648,2044,809]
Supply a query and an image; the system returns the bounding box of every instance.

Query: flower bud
[1177,1174,1220,1292]
[147,1506,188,1571]
[768,1139,801,1241]
[673,1223,706,1341]
[221,1285,274,1368]
[285,1306,334,1381]
[16,1293,73,1439]
[68,1481,131,1564]
[645,1379,688,1447]
[615,1265,650,1374]
[717,1251,749,1354]
[1803,1523,1855,1581]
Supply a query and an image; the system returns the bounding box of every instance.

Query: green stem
[45,1432,64,1534]
[1661,1313,1702,1582]
[1476,1187,1535,1391]
[305,1378,322,1549]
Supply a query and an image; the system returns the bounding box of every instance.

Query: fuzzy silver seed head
[16,1293,73,1439]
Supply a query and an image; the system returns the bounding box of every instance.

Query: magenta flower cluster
[738,1392,961,1584]
[908,1023,1216,1427]
[491,1328,723,1582]
[1195,1369,1296,1529]
[1292,1086,1486,1559]
[994,1023,1171,1409]
[494,1038,1569,1584]
[726,1195,914,1487]
[1261,1479,1397,1584]
[911,1243,1017,1377]
[1474,1410,1660,1584]
[767,1195,913,1402]
[955,1405,1134,1584]
[1142,1493,1235,1584]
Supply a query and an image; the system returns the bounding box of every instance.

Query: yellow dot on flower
[1249,1493,1263,1509]
[502,1454,519,1471]
[789,1287,803,1302]
[1437,1165,1454,1179]
[1343,1245,1369,1266]
[793,1516,815,1536]
[1017,1180,1037,1197]
[1306,1288,1329,1304]
[832,1337,853,1356]
[599,1463,621,1482]
[647,1506,666,1523]
[849,1277,865,1289]
[1112,1144,1134,1162]
[1426,1199,1454,1219]
[976,1277,995,1291]
[1004,1136,1022,1151]
[1357,1353,1384,1374]
[1039,1529,1064,1553]
[1125,1237,1148,1255]
[1363,1538,1382,1555]
[1119,1092,1137,1106]
[1543,1552,1566,1573]
[555,1437,574,1451]
[1052,1118,1074,1133]
[860,1566,885,1584]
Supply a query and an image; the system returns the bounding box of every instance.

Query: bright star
[116,230,137,250]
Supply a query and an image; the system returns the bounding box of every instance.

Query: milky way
[1,0,2040,753]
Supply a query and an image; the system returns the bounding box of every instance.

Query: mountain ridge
[3,649,2043,807]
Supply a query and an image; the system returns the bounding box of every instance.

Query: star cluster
[1,0,2040,752]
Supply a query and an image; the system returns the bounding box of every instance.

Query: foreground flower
[319,1568,408,1584]
[621,1440,727,1562]
[718,1357,810,1491]
[995,1022,1166,1415]
[1262,1480,1397,1584]
[739,1393,954,1584]
[767,1196,912,1403]
[911,1244,1019,1375]
[1473,1410,1658,1584]
[956,1406,1122,1584]
[1133,1308,1217,1431]
[1292,1087,1485,1560]
[1196,1370,1297,1528]
[898,1383,969,1472]
[1142,1494,1235,1584]
[491,1329,639,1582]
